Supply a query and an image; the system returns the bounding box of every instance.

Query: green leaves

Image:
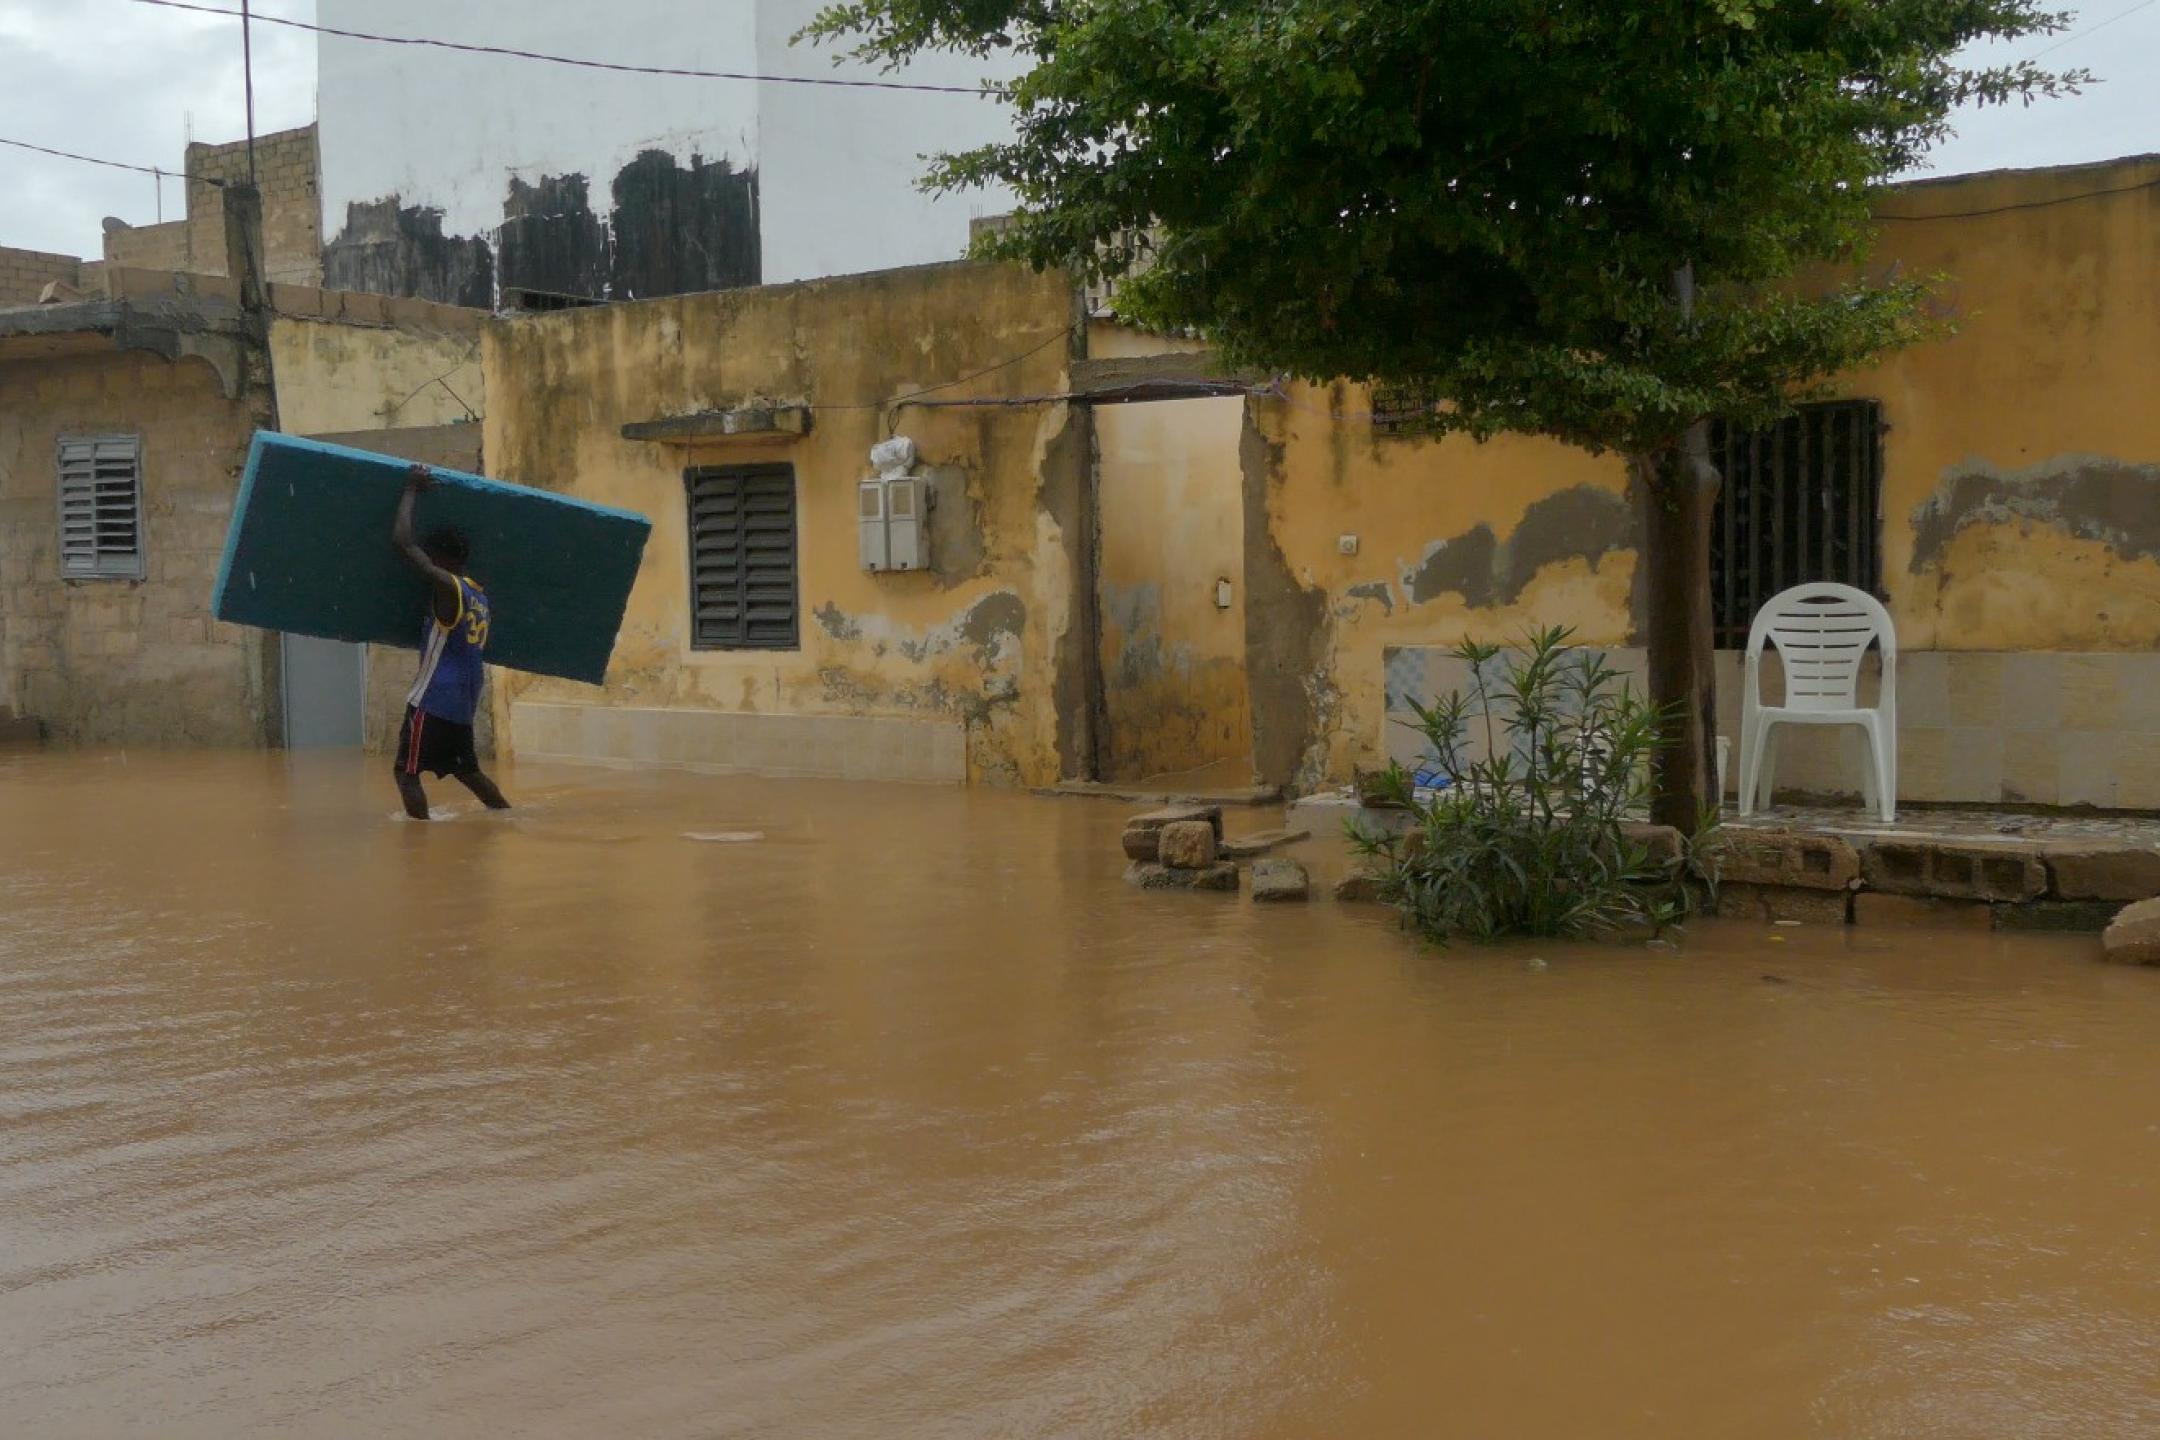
[806,0,2074,452]
[1348,626,1713,943]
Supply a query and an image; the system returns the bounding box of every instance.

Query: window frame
[684,462,800,653]
[55,432,147,581]
[1709,399,1886,649]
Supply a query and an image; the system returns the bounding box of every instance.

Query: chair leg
[1870,716,1896,823]
[1756,723,1780,812]
[1740,717,1770,816]
[1856,726,1879,815]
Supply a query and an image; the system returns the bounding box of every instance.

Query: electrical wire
[123,0,1003,96]
[1880,171,2160,220]
[2028,0,2159,59]
[0,134,225,186]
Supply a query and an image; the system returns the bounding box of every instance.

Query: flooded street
[2,752,2157,1438]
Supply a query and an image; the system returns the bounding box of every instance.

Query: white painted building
[314,0,1018,301]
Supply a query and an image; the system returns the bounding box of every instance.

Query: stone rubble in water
[2101,896,2160,965]
[1250,858,1310,903]
[1124,860,1240,893]
[1334,866,1388,905]
[1220,827,1311,859]
[1121,804,1224,862]
[1156,820,1219,870]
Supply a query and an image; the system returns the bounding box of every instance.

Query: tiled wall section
[511,702,968,784]
[1383,646,2160,810]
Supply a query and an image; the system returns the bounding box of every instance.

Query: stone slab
[1250,858,1310,903]
[1221,827,1311,859]
[2045,847,2160,902]
[1125,804,1225,841]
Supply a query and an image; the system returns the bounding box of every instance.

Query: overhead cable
[123,0,1003,96]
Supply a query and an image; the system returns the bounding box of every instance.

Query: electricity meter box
[885,477,925,571]
[858,478,889,571]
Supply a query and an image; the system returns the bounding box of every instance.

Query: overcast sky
[1,0,2156,261]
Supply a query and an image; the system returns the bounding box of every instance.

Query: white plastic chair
[1739,583,1897,822]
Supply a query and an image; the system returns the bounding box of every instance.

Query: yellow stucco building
[479,155,2159,809]
[7,156,2154,811]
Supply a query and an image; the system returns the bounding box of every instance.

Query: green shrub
[1352,627,1716,943]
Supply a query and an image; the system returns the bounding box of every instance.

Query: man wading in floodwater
[391,463,510,819]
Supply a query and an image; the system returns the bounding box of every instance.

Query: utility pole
[241,0,258,188]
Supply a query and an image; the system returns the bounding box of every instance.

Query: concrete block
[1120,824,1161,862]
[335,291,391,327]
[1994,900,2119,934]
[1619,822,1684,867]
[1220,827,1311,859]
[1124,860,1239,893]
[1249,858,1310,903]
[1716,830,1861,890]
[2046,847,2160,902]
[1852,892,1994,930]
[1715,883,1850,925]
[1158,821,1218,870]
[2101,897,2160,965]
[1127,804,1225,841]
[1861,841,2046,902]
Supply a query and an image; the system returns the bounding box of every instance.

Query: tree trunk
[1636,434,1721,831]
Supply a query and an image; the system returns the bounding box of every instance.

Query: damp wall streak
[324,153,761,307]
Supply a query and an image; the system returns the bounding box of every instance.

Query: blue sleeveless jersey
[406,576,490,725]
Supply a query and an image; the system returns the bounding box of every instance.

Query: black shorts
[395,705,479,779]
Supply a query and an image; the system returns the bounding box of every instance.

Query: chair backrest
[1745,582,1894,712]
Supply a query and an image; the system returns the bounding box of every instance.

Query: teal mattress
[212,432,650,685]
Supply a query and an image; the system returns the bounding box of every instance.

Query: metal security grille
[687,464,798,650]
[1710,400,1884,648]
[1371,378,1443,434]
[57,434,145,579]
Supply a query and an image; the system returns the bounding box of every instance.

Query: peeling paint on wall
[1402,485,1637,607]
[1909,455,2160,572]
[1346,581,1395,615]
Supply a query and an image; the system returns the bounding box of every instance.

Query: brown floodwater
[2,751,2157,1438]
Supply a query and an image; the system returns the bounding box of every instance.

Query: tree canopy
[806,1,2083,455]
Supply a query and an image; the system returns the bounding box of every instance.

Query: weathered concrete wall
[1221,155,2160,793]
[0,349,265,743]
[1244,387,1636,790]
[482,261,1089,785]
[1090,324,1253,781]
[268,303,485,435]
[102,126,323,288]
[1866,157,2160,651]
[0,247,85,307]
